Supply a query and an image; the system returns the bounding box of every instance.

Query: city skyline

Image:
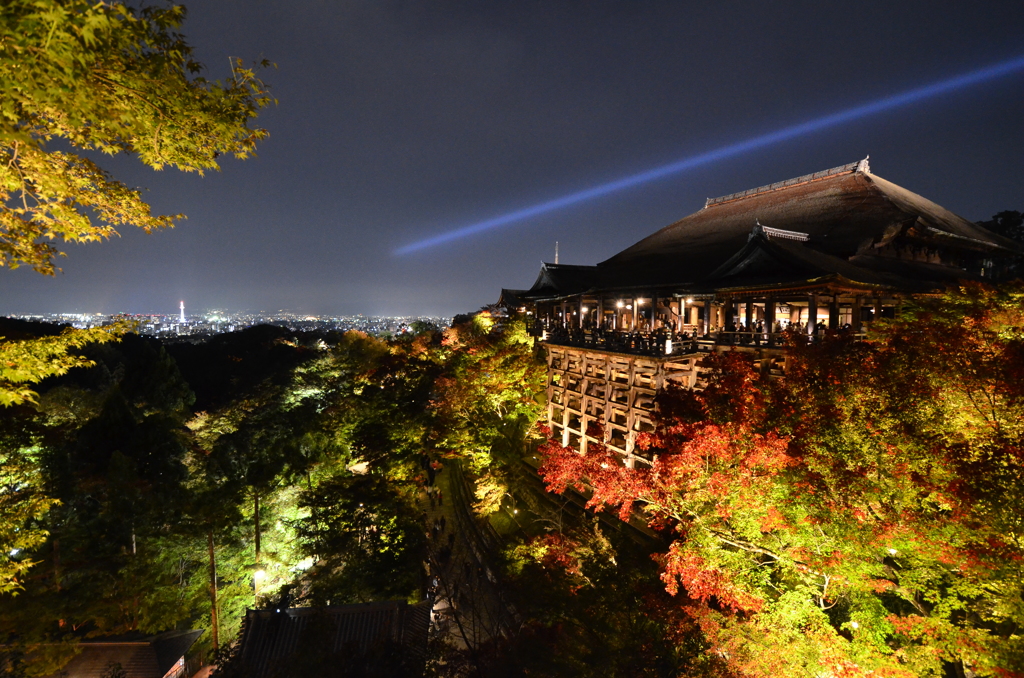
[7,308,451,342]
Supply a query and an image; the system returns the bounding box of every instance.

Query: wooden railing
[541,327,866,355]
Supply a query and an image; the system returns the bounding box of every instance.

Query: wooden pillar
[828,295,839,330]
[745,300,753,330]
[807,295,818,336]
[600,354,612,442]
[561,397,570,446]
[578,298,585,329]
[765,297,776,346]
[597,297,605,330]
[208,531,220,650]
[702,299,711,336]
[852,296,863,332]
[873,297,882,325]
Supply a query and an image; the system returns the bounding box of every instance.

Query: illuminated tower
[179,300,185,324]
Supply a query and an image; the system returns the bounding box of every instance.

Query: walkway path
[418,458,518,652]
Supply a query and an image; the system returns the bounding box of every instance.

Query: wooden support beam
[808,294,818,336]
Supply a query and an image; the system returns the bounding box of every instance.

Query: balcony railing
[541,328,702,356]
[538,326,860,356]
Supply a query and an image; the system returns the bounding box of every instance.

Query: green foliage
[295,472,426,605]
[0,0,272,273]
[0,313,549,674]
[0,0,272,617]
[476,514,721,678]
[431,314,545,509]
[0,442,54,595]
[0,323,125,407]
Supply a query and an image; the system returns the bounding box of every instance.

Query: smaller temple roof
[703,223,951,294]
[524,262,602,299]
[41,630,203,678]
[232,600,430,678]
[497,288,530,309]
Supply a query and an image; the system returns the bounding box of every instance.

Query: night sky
[3,0,1024,317]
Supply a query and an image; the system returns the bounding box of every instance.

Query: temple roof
[41,630,203,678]
[233,600,430,678]
[525,262,601,299]
[520,160,1021,298]
[701,224,962,294]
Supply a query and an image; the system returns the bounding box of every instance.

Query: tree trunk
[208,530,219,650]
[254,490,261,605]
[254,490,261,567]
[53,537,61,592]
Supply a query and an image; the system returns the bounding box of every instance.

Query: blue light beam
[395,55,1024,255]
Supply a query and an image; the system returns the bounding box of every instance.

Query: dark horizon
[3,0,1023,317]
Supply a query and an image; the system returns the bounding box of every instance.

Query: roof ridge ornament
[705,158,872,208]
[749,220,765,240]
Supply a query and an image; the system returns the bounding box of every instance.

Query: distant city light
[394,53,1024,255]
[5,311,452,340]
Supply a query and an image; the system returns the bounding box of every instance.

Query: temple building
[501,159,1023,466]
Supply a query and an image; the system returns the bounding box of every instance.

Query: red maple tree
[539,283,1024,677]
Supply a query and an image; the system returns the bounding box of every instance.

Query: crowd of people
[538,314,861,354]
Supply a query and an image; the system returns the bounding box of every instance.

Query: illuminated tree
[0,0,272,273]
[430,312,546,513]
[539,283,1024,677]
[295,472,426,605]
[0,424,54,596]
[0,0,272,624]
[0,323,127,407]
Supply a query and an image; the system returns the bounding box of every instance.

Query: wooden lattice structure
[505,159,1024,460]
